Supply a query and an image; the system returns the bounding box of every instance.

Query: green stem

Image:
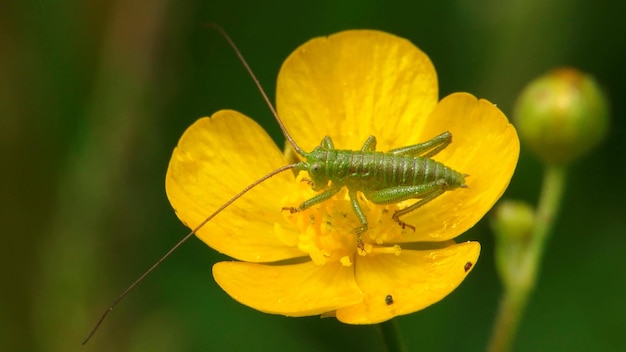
[488,286,529,352]
[488,165,566,352]
[527,166,566,278]
[379,319,407,352]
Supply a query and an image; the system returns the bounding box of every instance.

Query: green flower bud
[513,68,609,165]
[491,200,535,242]
[491,200,535,290]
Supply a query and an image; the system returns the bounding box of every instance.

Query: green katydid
[82,24,466,344]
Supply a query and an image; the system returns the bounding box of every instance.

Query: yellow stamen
[279,172,409,264]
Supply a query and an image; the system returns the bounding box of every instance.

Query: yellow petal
[395,93,519,242]
[336,241,480,324]
[213,260,363,316]
[277,30,438,152]
[165,110,303,262]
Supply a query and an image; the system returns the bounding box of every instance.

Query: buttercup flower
[166,30,519,323]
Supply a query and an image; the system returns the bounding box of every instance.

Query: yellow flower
[165,30,519,323]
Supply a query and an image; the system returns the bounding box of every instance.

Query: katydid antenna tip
[81,163,299,344]
[203,23,306,156]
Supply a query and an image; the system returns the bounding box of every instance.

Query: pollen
[279,172,409,263]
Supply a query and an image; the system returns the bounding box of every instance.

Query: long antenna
[82,163,299,345]
[205,23,306,156]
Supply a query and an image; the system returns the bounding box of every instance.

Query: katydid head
[295,146,333,191]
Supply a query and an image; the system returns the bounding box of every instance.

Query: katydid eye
[310,162,323,175]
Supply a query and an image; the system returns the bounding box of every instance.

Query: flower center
[278,172,409,266]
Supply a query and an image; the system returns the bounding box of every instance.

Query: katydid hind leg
[367,179,449,231]
[388,131,452,158]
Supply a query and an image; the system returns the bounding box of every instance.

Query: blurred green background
[2,0,624,351]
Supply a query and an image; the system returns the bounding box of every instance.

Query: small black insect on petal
[464,261,473,272]
[385,294,394,305]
